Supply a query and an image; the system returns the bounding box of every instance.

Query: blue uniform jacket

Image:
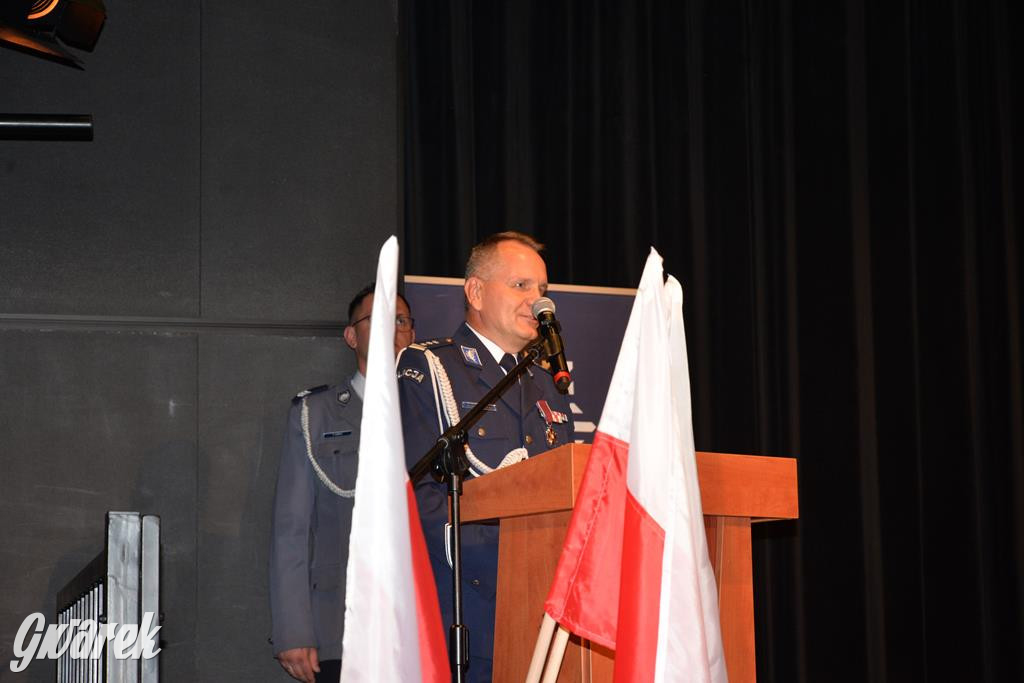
[268,378,361,661]
[397,323,574,678]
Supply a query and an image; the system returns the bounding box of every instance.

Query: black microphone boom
[531,297,572,394]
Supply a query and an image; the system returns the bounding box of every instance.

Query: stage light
[0,0,106,69]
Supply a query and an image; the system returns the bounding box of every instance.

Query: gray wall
[0,2,397,680]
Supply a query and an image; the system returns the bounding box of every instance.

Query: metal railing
[55,512,160,683]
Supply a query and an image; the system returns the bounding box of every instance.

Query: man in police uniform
[398,232,574,682]
[269,283,415,683]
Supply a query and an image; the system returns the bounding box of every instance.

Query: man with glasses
[269,283,414,683]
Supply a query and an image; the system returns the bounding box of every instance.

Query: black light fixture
[0,1,105,141]
[0,0,106,69]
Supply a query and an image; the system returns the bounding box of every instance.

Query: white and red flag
[340,236,447,682]
[543,248,727,682]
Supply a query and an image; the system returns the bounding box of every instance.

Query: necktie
[499,353,522,416]
[500,353,519,377]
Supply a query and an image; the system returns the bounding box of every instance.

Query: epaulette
[408,337,454,351]
[292,384,329,404]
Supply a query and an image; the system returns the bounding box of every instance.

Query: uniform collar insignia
[460,345,484,368]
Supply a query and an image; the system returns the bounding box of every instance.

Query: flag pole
[540,625,571,683]
[525,613,557,683]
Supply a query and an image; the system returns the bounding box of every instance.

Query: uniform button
[477,427,486,437]
[471,579,480,586]
[525,435,533,445]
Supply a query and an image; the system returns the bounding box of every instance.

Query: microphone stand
[408,337,553,682]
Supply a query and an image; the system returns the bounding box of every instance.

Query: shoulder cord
[423,350,528,475]
[301,397,355,498]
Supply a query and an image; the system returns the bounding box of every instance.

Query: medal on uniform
[536,400,568,447]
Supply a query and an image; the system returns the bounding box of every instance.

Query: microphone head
[531,297,556,319]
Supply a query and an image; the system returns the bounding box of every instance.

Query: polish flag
[543,248,727,682]
[340,236,447,682]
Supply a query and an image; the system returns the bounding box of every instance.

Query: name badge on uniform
[461,401,497,412]
[460,345,483,368]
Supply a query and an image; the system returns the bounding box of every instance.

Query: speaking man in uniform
[269,283,415,683]
[398,232,574,681]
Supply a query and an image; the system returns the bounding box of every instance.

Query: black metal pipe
[0,114,92,140]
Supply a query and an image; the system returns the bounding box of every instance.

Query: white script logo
[9,612,161,673]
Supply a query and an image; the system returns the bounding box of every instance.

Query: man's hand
[276,647,320,682]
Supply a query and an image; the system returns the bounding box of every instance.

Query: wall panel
[0,2,202,318]
[199,0,398,321]
[0,1,397,680]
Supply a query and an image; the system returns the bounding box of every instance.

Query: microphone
[531,297,572,394]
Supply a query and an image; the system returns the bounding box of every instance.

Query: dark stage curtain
[400,0,1023,680]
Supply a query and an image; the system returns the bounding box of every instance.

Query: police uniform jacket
[397,323,574,674]
[268,377,362,661]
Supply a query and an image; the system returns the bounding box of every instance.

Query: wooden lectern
[461,444,798,683]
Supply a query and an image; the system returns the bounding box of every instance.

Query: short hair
[346,282,410,324]
[464,231,545,280]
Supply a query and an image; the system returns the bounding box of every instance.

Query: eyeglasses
[350,314,415,331]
